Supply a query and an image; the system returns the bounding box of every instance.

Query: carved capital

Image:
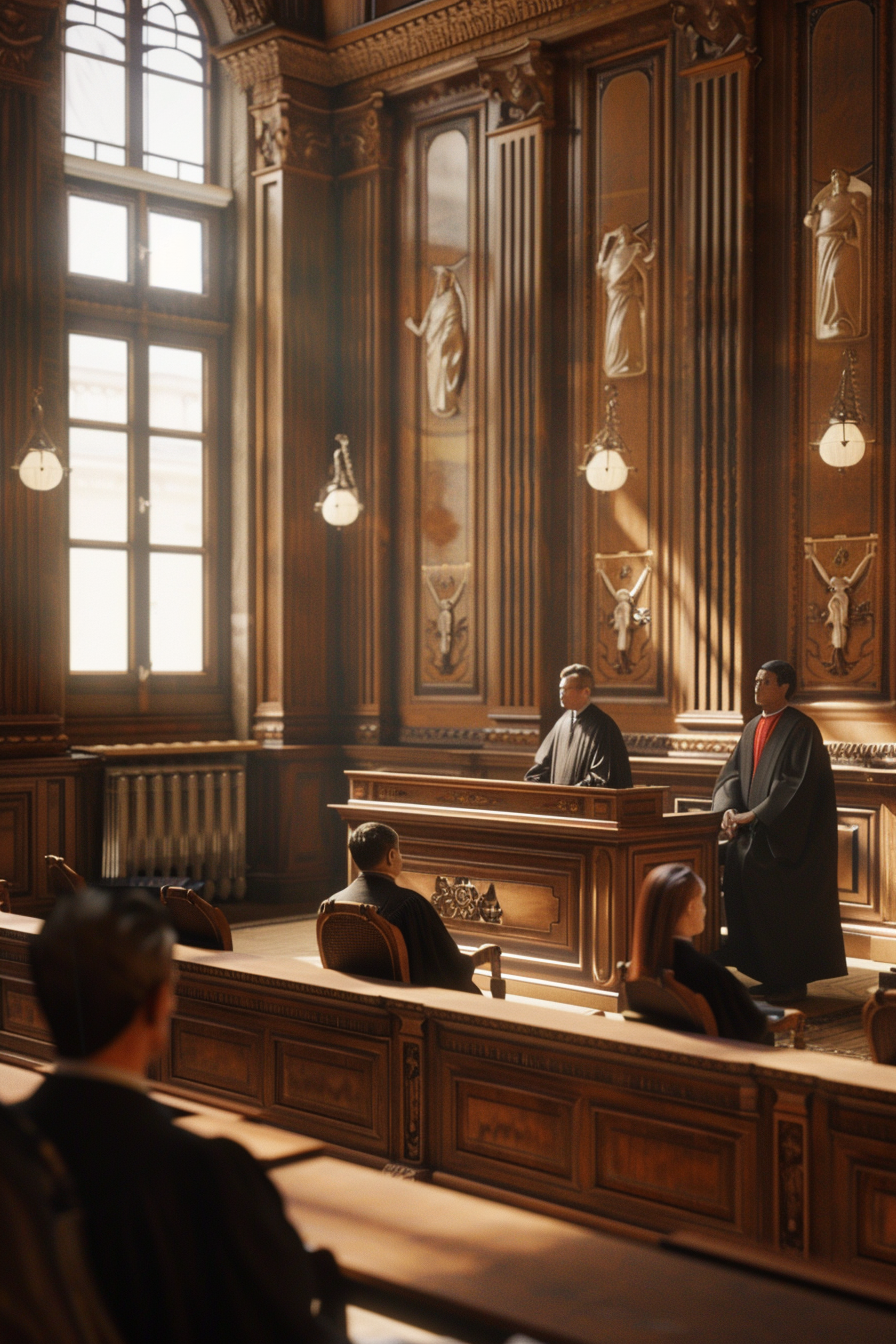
[250,93,332,173]
[671,0,757,64]
[335,92,390,175]
[0,0,57,88]
[219,0,272,36]
[477,40,553,128]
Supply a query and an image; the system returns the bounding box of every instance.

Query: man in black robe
[20,889,346,1344]
[525,663,632,788]
[712,660,847,1002]
[326,823,479,994]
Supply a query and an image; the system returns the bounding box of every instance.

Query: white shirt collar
[760,705,787,719]
[54,1059,151,1093]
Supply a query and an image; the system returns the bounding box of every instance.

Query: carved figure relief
[405,266,468,417]
[431,877,502,924]
[803,169,871,341]
[597,226,655,377]
[422,562,469,679]
[805,536,876,676]
[671,0,757,63]
[777,1120,805,1253]
[595,551,653,678]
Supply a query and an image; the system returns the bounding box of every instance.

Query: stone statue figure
[405,266,468,417]
[596,225,655,378]
[803,168,870,341]
[597,560,651,674]
[423,563,469,673]
[805,542,875,676]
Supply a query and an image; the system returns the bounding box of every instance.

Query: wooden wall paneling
[795,0,885,702]
[335,93,394,745]
[0,0,68,760]
[246,744,342,906]
[673,4,756,733]
[0,754,102,912]
[396,85,486,740]
[479,44,552,745]
[218,42,334,746]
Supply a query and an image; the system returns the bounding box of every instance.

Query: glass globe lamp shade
[818,419,865,469]
[16,448,65,492]
[320,486,361,528]
[585,447,629,493]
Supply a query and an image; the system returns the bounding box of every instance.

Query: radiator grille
[102,765,247,901]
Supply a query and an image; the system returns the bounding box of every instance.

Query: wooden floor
[229,916,879,1058]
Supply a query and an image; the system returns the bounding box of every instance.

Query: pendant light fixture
[815,347,869,471]
[315,433,363,528]
[12,390,67,492]
[579,384,632,493]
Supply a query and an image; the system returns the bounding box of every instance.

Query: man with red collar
[712,660,847,1003]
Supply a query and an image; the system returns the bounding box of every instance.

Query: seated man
[326,823,479,994]
[20,888,346,1344]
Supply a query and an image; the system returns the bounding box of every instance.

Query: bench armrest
[468,944,505,999]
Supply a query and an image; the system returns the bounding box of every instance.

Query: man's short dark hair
[560,663,594,690]
[30,889,175,1059]
[348,822,399,871]
[761,660,797,699]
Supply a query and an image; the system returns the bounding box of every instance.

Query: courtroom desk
[8,918,896,1289]
[275,1155,896,1344]
[335,772,723,1007]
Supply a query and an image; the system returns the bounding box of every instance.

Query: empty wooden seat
[863,988,896,1063]
[160,885,233,951]
[44,855,86,895]
[317,899,506,997]
[623,970,805,1048]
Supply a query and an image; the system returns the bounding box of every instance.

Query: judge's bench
[334,772,722,1008]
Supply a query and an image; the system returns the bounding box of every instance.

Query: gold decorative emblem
[431,876,502,924]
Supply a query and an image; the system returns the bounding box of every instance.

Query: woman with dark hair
[628,863,769,1043]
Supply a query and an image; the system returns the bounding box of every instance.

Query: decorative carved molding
[431,876,503,924]
[477,40,553,127]
[0,0,56,87]
[398,726,486,746]
[219,0,272,35]
[402,1041,421,1162]
[250,94,332,173]
[777,1119,805,1253]
[335,92,390,174]
[671,0,757,64]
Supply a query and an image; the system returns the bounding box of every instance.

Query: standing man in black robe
[326,823,480,993]
[712,660,847,1002]
[525,663,632,789]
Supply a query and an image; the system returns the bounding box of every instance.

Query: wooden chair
[317,900,506,998]
[623,970,806,1049]
[0,879,10,914]
[160,885,233,951]
[44,854,87,894]
[863,988,896,1063]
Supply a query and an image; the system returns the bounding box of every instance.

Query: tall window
[63,0,228,725]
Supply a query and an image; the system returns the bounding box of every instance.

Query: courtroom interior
[3,0,896,1338]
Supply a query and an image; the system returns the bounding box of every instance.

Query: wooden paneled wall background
[1,0,895,916]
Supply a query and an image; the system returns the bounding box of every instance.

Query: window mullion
[133,334,151,677]
[128,0,143,170]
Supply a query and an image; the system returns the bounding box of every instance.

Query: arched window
[64,0,208,181]
[62,0,230,736]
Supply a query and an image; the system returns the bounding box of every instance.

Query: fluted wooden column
[479,43,553,745]
[220,40,334,744]
[0,0,67,758]
[673,3,756,732]
[334,93,394,745]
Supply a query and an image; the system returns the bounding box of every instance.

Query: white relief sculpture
[423,562,470,674]
[597,559,652,675]
[596,225,655,378]
[805,539,876,676]
[803,168,871,341]
[405,266,468,417]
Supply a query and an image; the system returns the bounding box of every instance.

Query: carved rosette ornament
[0,0,57,87]
[477,40,553,128]
[335,93,390,176]
[671,0,757,64]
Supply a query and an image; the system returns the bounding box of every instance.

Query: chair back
[863,989,896,1064]
[317,900,411,984]
[0,879,10,914]
[622,970,718,1036]
[160,886,233,951]
[44,855,86,895]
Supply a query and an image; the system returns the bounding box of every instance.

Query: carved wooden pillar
[479,43,553,744]
[673,3,756,732]
[0,0,67,758]
[219,38,334,744]
[334,94,393,745]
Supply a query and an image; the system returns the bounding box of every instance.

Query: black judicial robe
[712,706,847,987]
[21,1076,344,1344]
[327,871,479,994]
[525,703,632,789]
[672,939,768,1043]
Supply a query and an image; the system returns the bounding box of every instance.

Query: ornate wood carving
[335,92,390,175]
[671,0,757,65]
[402,1039,422,1162]
[477,40,553,128]
[0,0,56,89]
